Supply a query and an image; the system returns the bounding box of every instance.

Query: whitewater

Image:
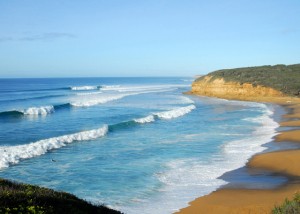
[0,77,281,214]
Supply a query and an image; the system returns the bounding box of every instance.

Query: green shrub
[272,193,300,214]
[0,178,122,214]
[195,64,300,97]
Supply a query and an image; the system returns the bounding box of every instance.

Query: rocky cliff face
[190,76,284,100]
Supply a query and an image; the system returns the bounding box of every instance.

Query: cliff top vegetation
[0,178,121,214]
[195,64,300,97]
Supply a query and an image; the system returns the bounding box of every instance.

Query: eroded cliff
[190,76,284,101]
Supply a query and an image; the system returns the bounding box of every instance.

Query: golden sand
[280,120,300,126]
[177,184,300,214]
[177,101,300,214]
[276,130,300,142]
[248,150,300,177]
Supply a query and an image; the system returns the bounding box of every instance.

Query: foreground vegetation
[0,178,121,214]
[195,64,300,97]
[272,193,300,214]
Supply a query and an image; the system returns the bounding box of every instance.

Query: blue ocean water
[0,77,279,213]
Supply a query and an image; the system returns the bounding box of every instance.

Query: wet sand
[276,130,300,142]
[177,99,300,214]
[280,120,300,127]
[249,150,300,177]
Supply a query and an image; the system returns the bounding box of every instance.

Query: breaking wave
[100,84,189,93]
[0,104,73,118]
[0,125,108,169]
[70,94,127,107]
[22,106,55,115]
[153,105,196,120]
[0,106,55,117]
[76,92,103,96]
[70,89,176,107]
[147,103,279,214]
[134,115,155,124]
[70,86,101,91]
[0,104,196,168]
[132,105,196,124]
[0,95,195,120]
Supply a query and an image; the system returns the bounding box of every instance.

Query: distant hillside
[0,178,121,214]
[195,64,300,97]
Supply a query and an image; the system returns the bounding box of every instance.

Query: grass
[0,178,122,214]
[273,193,300,214]
[195,64,300,97]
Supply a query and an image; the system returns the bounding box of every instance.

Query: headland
[179,64,300,213]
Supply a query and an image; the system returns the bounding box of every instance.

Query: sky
[0,0,299,78]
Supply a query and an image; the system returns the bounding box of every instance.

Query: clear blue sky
[0,0,299,77]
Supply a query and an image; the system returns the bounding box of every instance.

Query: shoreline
[177,94,300,213]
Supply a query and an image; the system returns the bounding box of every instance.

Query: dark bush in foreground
[272,193,300,214]
[196,64,300,97]
[0,178,122,214]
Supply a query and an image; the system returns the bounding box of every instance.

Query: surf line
[0,105,196,169]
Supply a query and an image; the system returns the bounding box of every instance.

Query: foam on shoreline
[176,98,300,213]
[118,101,280,214]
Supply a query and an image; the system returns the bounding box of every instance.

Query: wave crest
[22,106,54,115]
[0,104,196,168]
[76,92,103,96]
[70,86,101,91]
[70,94,126,107]
[154,105,196,120]
[0,125,108,169]
[134,115,155,124]
[0,106,54,118]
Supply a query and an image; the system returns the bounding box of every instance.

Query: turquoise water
[0,77,279,213]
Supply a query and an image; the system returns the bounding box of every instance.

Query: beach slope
[179,64,300,213]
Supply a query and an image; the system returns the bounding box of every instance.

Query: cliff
[190,64,300,101]
[191,76,284,101]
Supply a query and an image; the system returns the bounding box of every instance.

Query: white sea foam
[76,91,103,96]
[71,89,176,107]
[70,86,99,91]
[134,115,155,124]
[133,104,195,124]
[101,84,189,93]
[119,157,227,214]
[101,85,121,89]
[154,105,196,120]
[119,103,279,214]
[0,125,108,169]
[200,96,267,109]
[70,94,127,107]
[179,96,195,104]
[21,106,54,115]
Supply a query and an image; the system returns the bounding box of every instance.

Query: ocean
[0,77,281,213]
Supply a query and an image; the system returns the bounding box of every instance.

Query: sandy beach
[177,99,300,214]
